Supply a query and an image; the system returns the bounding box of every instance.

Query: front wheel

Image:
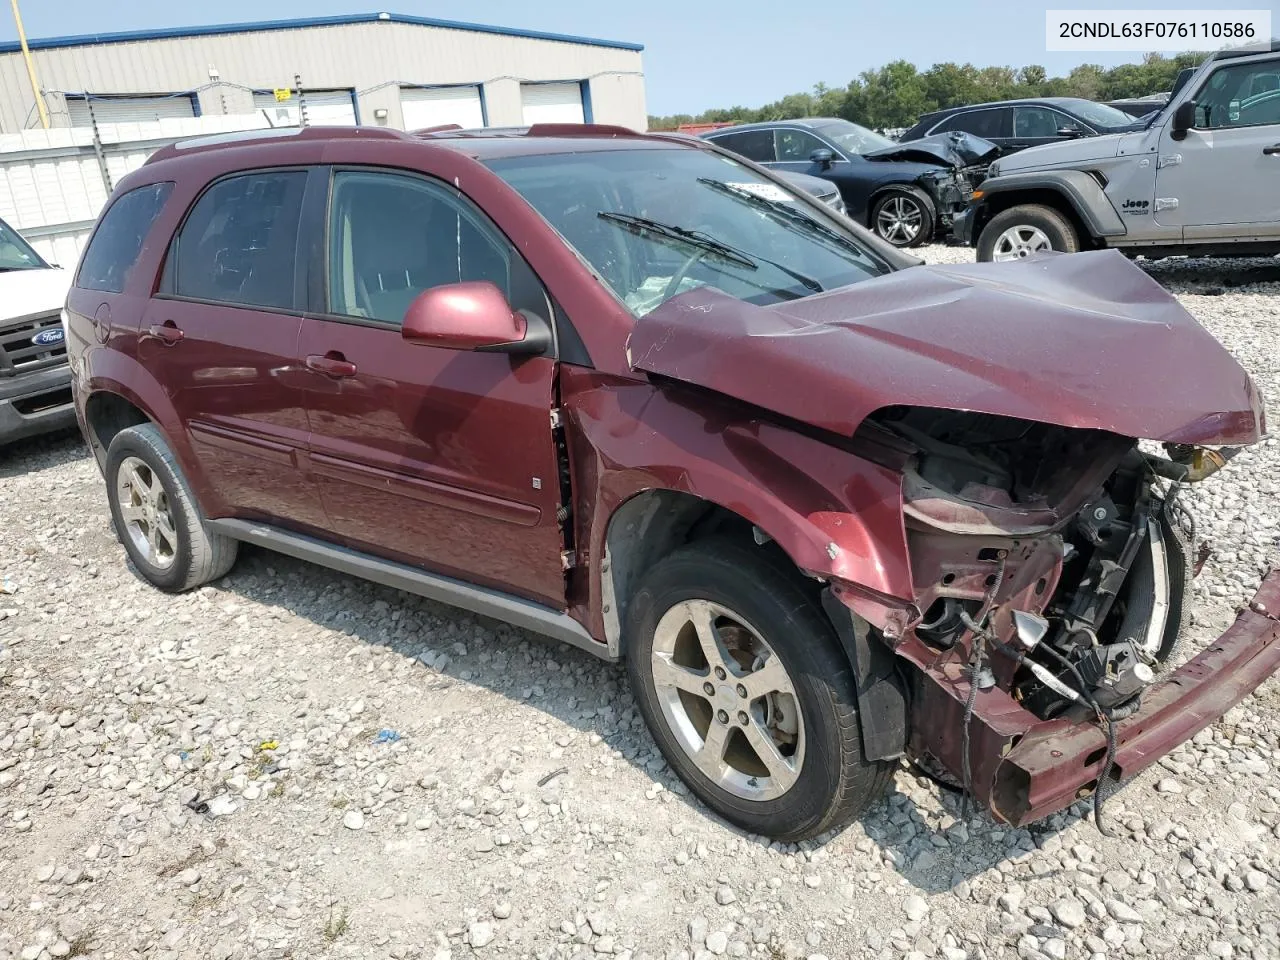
[625,539,896,841]
[977,203,1080,262]
[870,187,936,248]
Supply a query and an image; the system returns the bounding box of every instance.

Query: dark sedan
[702,118,996,247]
[899,97,1144,156]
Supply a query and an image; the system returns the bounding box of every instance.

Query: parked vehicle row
[60,121,1280,841]
[960,40,1280,261]
[0,217,74,448]
[701,119,998,247]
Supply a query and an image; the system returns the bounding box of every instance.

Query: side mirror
[1056,125,1085,138]
[1170,100,1196,140]
[809,148,834,168]
[400,281,547,355]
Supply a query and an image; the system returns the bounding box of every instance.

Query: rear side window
[76,182,173,293]
[709,130,776,163]
[172,170,306,310]
[937,107,1012,139]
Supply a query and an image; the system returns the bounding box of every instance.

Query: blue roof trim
[0,11,644,55]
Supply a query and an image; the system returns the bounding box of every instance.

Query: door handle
[1263,144,1280,156]
[305,353,357,378]
[143,321,184,345]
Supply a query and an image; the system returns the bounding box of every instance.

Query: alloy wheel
[649,599,804,801]
[991,224,1053,261]
[115,455,178,570]
[875,196,923,245]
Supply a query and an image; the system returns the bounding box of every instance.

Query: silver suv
[955,41,1280,261]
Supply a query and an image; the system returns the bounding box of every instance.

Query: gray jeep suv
[957,41,1280,261]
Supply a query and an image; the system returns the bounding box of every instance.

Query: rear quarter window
[76,182,173,293]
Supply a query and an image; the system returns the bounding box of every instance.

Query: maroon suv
[65,124,1280,841]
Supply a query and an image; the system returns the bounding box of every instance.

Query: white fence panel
[0,114,276,263]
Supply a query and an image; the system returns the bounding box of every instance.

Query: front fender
[977,170,1127,238]
[562,370,912,647]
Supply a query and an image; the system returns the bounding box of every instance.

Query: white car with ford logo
[0,216,74,447]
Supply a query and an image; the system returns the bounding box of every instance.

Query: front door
[1155,53,1280,237]
[142,168,326,529]
[299,167,567,606]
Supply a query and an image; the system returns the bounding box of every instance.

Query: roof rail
[145,124,411,166]
[524,123,641,138]
[411,124,463,136]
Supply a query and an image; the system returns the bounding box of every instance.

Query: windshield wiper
[597,211,823,293]
[696,177,866,258]
[597,212,757,269]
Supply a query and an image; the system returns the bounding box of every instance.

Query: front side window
[775,129,829,161]
[0,217,49,272]
[77,182,172,293]
[708,130,776,163]
[488,147,891,318]
[1195,59,1280,128]
[1014,106,1070,138]
[327,170,511,325]
[813,120,895,155]
[173,171,305,310]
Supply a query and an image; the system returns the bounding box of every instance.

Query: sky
[4,0,1279,116]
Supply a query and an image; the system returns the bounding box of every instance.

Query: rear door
[939,107,1014,151]
[141,167,326,528]
[298,166,567,605]
[1155,53,1280,237]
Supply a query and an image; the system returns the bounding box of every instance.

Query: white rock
[903,895,929,921]
[469,921,495,948]
[342,810,365,830]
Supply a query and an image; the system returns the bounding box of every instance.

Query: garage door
[520,83,585,125]
[67,94,195,126]
[253,90,357,127]
[400,86,484,131]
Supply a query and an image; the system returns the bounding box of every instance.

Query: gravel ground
[1,247,1279,960]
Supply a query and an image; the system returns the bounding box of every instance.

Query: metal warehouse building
[0,11,647,134]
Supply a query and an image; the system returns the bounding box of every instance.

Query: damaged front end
[842,408,1280,826]
[867,132,1001,228]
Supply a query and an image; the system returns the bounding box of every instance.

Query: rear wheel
[105,423,238,592]
[870,187,936,248]
[977,203,1080,262]
[625,539,896,841]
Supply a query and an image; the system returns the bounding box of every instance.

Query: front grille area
[0,312,66,378]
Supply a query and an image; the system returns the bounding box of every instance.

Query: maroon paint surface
[65,127,1278,828]
[628,249,1266,445]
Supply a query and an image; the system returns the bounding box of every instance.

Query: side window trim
[1190,56,1280,130]
[311,164,581,363]
[75,181,174,295]
[319,166,516,327]
[155,165,311,315]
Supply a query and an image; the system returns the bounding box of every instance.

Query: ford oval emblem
[32,328,64,347]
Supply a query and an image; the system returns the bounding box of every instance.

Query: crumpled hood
[626,250,1265,446]
[864,131,1000,168]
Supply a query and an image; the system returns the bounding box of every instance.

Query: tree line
[648,52,1205,131]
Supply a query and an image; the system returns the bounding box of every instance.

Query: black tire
[105,423,237,592]
[976,203,1080,262]
[625,539,896,841]
[869,186,936,248]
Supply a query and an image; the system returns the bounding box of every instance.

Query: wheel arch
[974,170,1126,245]
[79,351,225,517]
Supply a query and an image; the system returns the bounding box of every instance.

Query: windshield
[0,218,49,271]
[814,120,896,154]
[1063,99,1138,129]
[486,147,891,317]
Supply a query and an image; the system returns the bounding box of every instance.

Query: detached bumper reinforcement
[991,569,1280,825]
